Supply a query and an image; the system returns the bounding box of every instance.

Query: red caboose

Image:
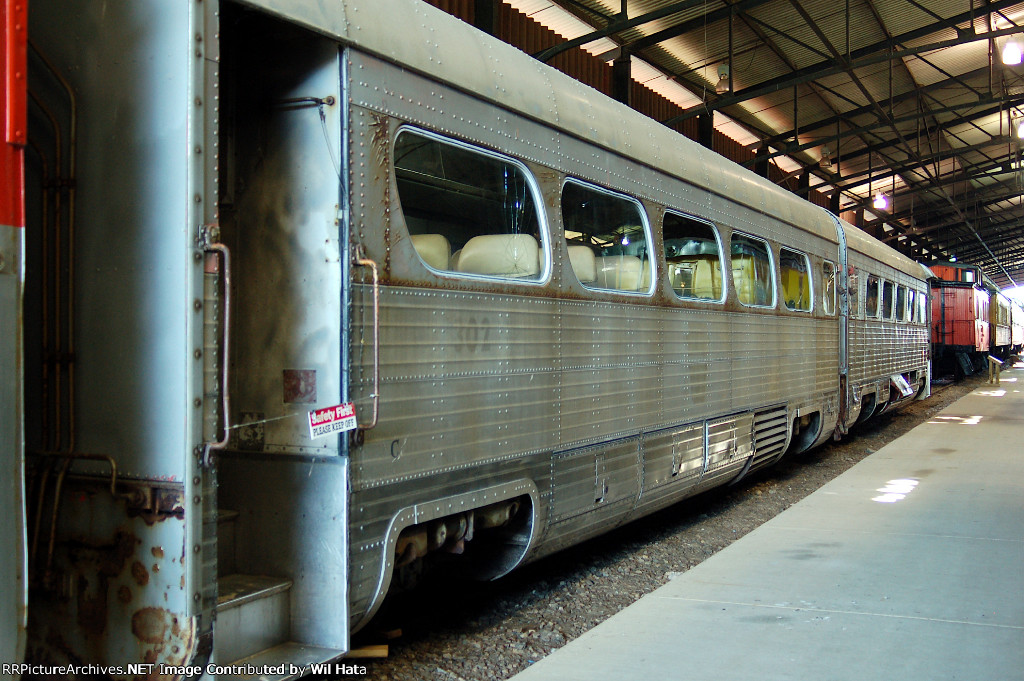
[930,263,989,375]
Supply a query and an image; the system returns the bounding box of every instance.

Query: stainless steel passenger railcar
[8,0,930,678]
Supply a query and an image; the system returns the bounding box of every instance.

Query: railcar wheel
[389,495,534,594]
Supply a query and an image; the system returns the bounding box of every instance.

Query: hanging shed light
[1003,39,1023,65]
[715,64,730,94]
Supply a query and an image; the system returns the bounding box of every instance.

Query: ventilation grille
[752,407,789,465]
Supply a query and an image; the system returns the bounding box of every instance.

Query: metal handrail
[354,245,380,431]
[201,227,231,467]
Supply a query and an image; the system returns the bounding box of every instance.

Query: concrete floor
[511,370,1024,681]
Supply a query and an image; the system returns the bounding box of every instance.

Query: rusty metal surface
[25,0,213,674]
[25,476,195,679]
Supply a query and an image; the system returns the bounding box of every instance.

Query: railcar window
[906,289,915,323]
[730,233,775,307]
[998,299,1011,326]
[780,247,812,312]
[822,261,836,316]
[896,285,908,321]
[662,212,723,301]
[561,181,652,293]
[918,291,927,323]
[882,280,894,319]
[394,129,546,280]
[865,275,880,317]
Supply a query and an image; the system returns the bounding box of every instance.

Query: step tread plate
[218,574,293,611]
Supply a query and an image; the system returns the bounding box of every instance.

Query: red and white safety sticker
[308,403,358,439]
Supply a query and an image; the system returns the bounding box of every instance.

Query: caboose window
[865,275,880,317]
[561,180,653,293]
[780,247,812,312]
[730,233,775,308]
[662,212,724,302]
[394,129,547,281]
[882,280,895,319]
[822,261,836,316]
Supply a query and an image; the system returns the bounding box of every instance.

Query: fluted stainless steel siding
[847,248,930,390]
[338,44,910,629]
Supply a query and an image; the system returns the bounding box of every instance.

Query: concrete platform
[511,370,1024,681]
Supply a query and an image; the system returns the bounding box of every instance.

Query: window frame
[865,274,880,318]
[778,246,814,313]
[393,125,551,285]
[895,285,908,322]
[881,279,895,320]
[662,210,726,304]
[730,231,777,309]
[560,177,655,296]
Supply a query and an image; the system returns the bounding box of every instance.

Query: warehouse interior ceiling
[507,0,1024,288]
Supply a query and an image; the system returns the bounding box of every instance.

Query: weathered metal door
[1,0,28,673]
[21,0,215,671]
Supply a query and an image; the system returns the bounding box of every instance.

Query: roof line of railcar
[838,216,932,281]
[981,273,1002,294]
[240,0,925,252]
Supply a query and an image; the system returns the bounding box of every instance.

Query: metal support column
[697,113,714,150]
[474,0,499,36]
[754,143,769,177]
[613,50,631,106]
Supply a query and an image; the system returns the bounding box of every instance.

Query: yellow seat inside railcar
[781,267,809,310]
[732,255,757,305]
[671,256,722,300]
